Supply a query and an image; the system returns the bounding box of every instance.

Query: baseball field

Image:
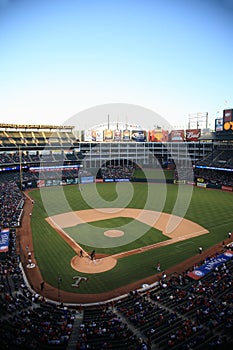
[24,182,233,301]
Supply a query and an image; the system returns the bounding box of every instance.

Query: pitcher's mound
[71,255,117,274]
[104,230,124,237]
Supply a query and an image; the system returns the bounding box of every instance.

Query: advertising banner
[215,118,223,131]
[173,179,186,184]
[131,130,147,142]
[104,129,113,141]
[66,178,78,184]
[162,130,169,142]
[114,129,122,141]
[80,176,94,184]
[197,182,207,188]
[123,129,130,141]
[53,149,62,155]
[53,179,60,186]
[45,179,53,187]
[223,109,233,123]
[187,251,233,280]
[37,180,45,188]
[96,130,103,142]
[0,229,9,253]
[115,178,130,182]
[148,130,162,142]
[170,130,184,142]
[148,130,169,142]
[195,165,233,172]
[223,109,233,131]
[91,130,97,141]
[186,129,201,142]
[84,130,92,142]
[222,185,233,192]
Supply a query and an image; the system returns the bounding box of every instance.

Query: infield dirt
[16,194,229,304]
[46,208,208,274]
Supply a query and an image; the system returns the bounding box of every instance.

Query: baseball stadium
[0,109,233,350]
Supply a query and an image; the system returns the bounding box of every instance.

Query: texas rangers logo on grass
[71,276,88,288]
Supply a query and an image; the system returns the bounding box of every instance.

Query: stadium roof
[0,123,74,131]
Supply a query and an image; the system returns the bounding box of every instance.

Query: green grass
[133,168,174,180]
[29,183,233,294]
[64,217,169,254]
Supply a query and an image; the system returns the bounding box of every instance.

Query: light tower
[188,112,208,130]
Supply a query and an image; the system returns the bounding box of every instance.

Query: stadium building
[0,108,233,188]
[0,109,233,350]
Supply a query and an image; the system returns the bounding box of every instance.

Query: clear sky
[0,0,233,130]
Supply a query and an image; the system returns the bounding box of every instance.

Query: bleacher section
[197,148,233,169]
[194,145,233,187]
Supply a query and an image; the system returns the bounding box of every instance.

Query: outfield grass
[133,168,174,180]
[29,183,233,294]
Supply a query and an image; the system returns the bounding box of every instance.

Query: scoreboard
[215,109,233,132]
[223,109,233,131]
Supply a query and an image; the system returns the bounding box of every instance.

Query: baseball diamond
[19,179,233,303]
[1,121,233,350]
[46,208,209,274]
[2,1,233,347]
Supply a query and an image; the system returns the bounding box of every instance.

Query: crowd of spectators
[112,250,233,350]
[11,152,31,164]
[1,178,233,350]
[194,168,233,187]
[0,182,76,349]
[0,168,83,190]
[77,306,147,349]
[0,153,12,164]
[193,147,233,187]
[0,151,79,165]
[100,165,135,180]
[196,149,233,169]
[172,166,233,187]
[0,182,24,229]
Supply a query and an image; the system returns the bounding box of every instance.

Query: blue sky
[0,0,233,130]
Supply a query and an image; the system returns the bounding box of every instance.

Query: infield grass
[29,183,233,294]
[65,217,169,254]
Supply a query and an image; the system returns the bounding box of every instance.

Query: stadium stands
[100,165,135,179]
[0,122,233,349]
[0,175,233,349]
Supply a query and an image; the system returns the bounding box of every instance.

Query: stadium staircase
[66,310,84,350]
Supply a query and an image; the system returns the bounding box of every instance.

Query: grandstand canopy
[0,123,74,131]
